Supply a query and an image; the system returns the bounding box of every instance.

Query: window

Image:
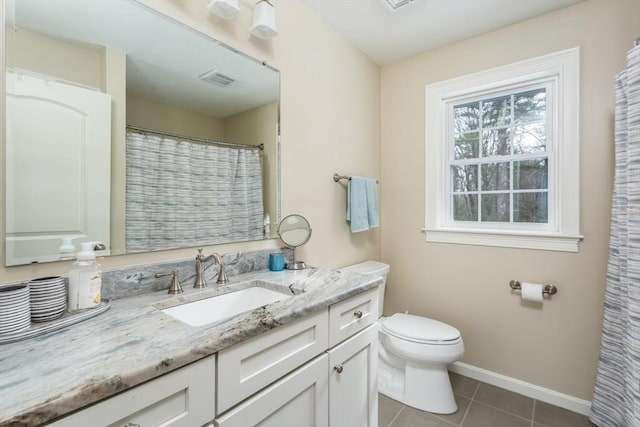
[425,48,581,252]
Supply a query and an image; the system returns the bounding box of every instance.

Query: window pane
[513,123,546,154]
[482,128,510,157]
[514,192,548,223]
[481,162,510,191]
[453,194,478,221]
[454,102,480,133]
[482,95,511,128]
[514,158,548,190]
[454,132,479,159]
[481,193,510,222]
[514,88,546,123]
[452,165,478,192]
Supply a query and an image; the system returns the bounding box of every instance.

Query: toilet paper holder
[509,280,557,295]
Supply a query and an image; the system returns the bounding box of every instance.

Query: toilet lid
[381,313,461,344]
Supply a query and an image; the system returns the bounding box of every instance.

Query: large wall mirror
[4,0,280,266]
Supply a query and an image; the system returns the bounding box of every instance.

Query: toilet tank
[341,261,390,318]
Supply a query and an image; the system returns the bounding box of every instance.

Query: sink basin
[161,286,292,327]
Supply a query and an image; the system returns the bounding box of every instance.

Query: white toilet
[342,261,464,414]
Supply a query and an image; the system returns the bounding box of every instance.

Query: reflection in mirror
[277,214,312,270]
[4,0,280,266]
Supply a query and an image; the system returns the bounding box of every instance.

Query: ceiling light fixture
[207,0,240,20]
[250,0,278,39]
[383,0,414,11]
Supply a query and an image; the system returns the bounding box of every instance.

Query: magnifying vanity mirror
[277,214,312,270]
[4,0,280,266]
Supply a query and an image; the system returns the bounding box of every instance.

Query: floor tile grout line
[387,405,405,427]
[470,380,481,401]
[429,409,461,427]
[459,382,481,426]
[531,399,537,427]
[472,399,537,424]
[471,380,541,423]
[393,402,460,427]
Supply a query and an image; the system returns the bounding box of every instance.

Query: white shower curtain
[590,44,640,426]
[125,131,264,252]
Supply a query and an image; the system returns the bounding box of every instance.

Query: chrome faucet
[194,249,228,288]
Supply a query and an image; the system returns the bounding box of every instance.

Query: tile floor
[379,373,595,427]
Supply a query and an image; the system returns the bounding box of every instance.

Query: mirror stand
[287,248,307,270]
[277,214,312,270]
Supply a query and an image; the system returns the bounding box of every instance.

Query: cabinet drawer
[329,288,378,347]
[48,355,216,427]
[217,309,328,413]
[215,354,328,427]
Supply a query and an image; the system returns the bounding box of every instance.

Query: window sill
[422,228,583,252]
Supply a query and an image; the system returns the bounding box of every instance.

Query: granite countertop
[0,267,381,426]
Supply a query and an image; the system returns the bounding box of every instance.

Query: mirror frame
[277,214,312,249]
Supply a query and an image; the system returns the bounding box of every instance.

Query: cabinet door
[217,309,328,413]
[215,354,328,427]
[6,71,112,265]
[47,356,215,427]
[328,324,378,427]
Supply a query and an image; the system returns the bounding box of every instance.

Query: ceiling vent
[199,70,235,87]
[383,0,414,10]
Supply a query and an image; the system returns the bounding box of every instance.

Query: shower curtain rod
[126,125,264,151]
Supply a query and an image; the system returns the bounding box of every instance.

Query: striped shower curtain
[590,44,640,426]
[125,131,264,252]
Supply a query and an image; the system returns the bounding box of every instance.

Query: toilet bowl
[342,261,464,414]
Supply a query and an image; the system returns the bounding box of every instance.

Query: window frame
[424,48,582,252]
[445,80,554,230]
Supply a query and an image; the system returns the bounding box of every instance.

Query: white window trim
[424,48,582,252]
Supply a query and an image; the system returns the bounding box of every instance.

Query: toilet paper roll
[521,282,544,303]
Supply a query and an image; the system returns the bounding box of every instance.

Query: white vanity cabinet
[328,324,378,427]
[215,354,329,427]
[216,310,329,413]
[215,287,379,427]
[47,355,216,427]
[327,288,379,426]
[45,287,379,427]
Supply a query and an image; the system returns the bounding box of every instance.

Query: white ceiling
[302,0,584,65]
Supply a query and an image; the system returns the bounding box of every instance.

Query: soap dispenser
[68,242,102,311]
[58,237,75,260]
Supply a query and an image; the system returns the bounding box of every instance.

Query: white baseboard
[449,362,592,416]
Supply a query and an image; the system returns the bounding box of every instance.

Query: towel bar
[509,280,557,295]
[333,173,378,184]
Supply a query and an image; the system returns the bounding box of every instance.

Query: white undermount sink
[161,285,292,327]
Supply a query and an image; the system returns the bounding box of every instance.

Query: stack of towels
[347,176,379,233]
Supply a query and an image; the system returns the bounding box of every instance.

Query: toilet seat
[381,313,461,345]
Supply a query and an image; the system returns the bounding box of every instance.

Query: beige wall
[7,26,103,89]
[224,102,279,229]
[0,0,381,281]
[126,93,226,140]
[380,0,639,401]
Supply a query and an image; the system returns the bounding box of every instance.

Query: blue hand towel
[347,176,379,233]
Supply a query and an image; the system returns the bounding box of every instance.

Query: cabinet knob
[334,364,344,374]
[354,310,363,319]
